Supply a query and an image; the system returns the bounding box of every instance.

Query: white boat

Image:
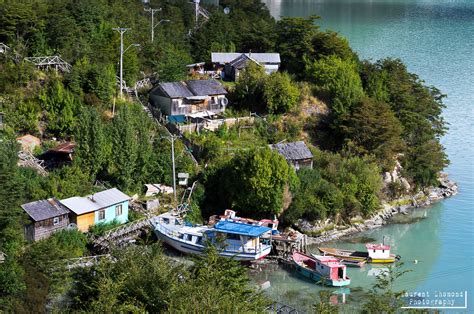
[150,212,273,261]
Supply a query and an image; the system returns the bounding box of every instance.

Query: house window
[98,209,105,221]
[53,217,60,225]
[115,204,123,216]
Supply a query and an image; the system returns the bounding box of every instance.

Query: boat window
[162,218,170,224]
[183,234,189,241]
[382,250,385,253]
[197,236,202,244]
[226,233,241,240]
[178,233,184,239]
[374,250,376,253]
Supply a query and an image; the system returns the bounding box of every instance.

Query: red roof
[366,243,390,250]
[49,142,76,153]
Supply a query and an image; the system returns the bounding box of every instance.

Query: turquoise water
[255,0,474,311]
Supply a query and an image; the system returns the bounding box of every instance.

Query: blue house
[60,188,130,232]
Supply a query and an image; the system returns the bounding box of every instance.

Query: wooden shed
[270,141,314,170]
[21,198,70,242]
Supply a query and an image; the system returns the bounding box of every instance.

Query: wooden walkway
[91,218,151,253]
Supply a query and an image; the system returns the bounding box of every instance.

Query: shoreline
[294,174,459,246]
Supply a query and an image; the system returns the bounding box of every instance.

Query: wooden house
[270,141,314,170]
[60,188,130,232]
[149,79,228,120]
[211,52,281,81]
[21,198,70,242]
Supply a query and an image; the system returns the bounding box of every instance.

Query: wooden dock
[269,232,309,260]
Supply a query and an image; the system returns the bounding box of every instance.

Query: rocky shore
[294,173,459,245]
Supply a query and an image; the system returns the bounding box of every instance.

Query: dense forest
[0,0,446,311]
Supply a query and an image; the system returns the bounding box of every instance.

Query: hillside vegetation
[0,0,447,310]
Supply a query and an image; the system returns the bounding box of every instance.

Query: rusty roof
[49,142,76,153]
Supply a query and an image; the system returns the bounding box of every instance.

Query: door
[77,212,95,232]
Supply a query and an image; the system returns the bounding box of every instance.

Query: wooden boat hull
[319,247,398,264]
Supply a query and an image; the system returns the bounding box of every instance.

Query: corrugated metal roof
[214,221,271,237]
[60,188,130,215]
[212,52,281,64]
[159,82,194,98]
[228,54,260,69]
[156,80,227,98]
[21,198,69,222]
[270,141,313,161]
[186,79,227,96]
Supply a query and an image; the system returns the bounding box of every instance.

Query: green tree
[204,147,297,218]
[275,16,319,76]
[284,168,344,224]
[168,245,269,312]
[154,44,193,82]
[4,101,40,135]
[38,80,78,138]
[233,61,266,111]
[263,72,300,114]
[0,140,26,309]
[74,106,108,178]
[340,98,405,171]
[110,105,138,192]
[306,55,365,117]
[312,30,357,62]
[360,58,448,186]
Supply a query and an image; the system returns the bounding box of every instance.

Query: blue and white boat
[150,212,273,261]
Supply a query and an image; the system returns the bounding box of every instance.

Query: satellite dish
[224,7,230,15]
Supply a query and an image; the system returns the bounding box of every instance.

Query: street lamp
[113,27,140,98]
[144,8,171,42]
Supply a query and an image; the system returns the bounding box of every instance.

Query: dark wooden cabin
[40,142,75,169]
[21,198,70,242]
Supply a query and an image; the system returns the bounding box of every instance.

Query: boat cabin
[213,220,272,254]
[220,209,279,232]
[313,255,348,281]
[366,243,391,260]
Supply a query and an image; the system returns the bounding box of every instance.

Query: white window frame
[53,217,60,225]
[98,209,105,221]
[115,204,123,216]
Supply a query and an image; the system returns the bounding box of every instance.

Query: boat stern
[329,277,351,287]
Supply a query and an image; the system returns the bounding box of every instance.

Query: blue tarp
[214,221,271,237]
[168,115,186,124]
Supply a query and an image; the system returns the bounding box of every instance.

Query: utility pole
[162,134,180,202]
[113,27,130,98]
[113,27,139,98]
[144,7,161,42]
[144,8,170,42]
[195,0,200,27]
